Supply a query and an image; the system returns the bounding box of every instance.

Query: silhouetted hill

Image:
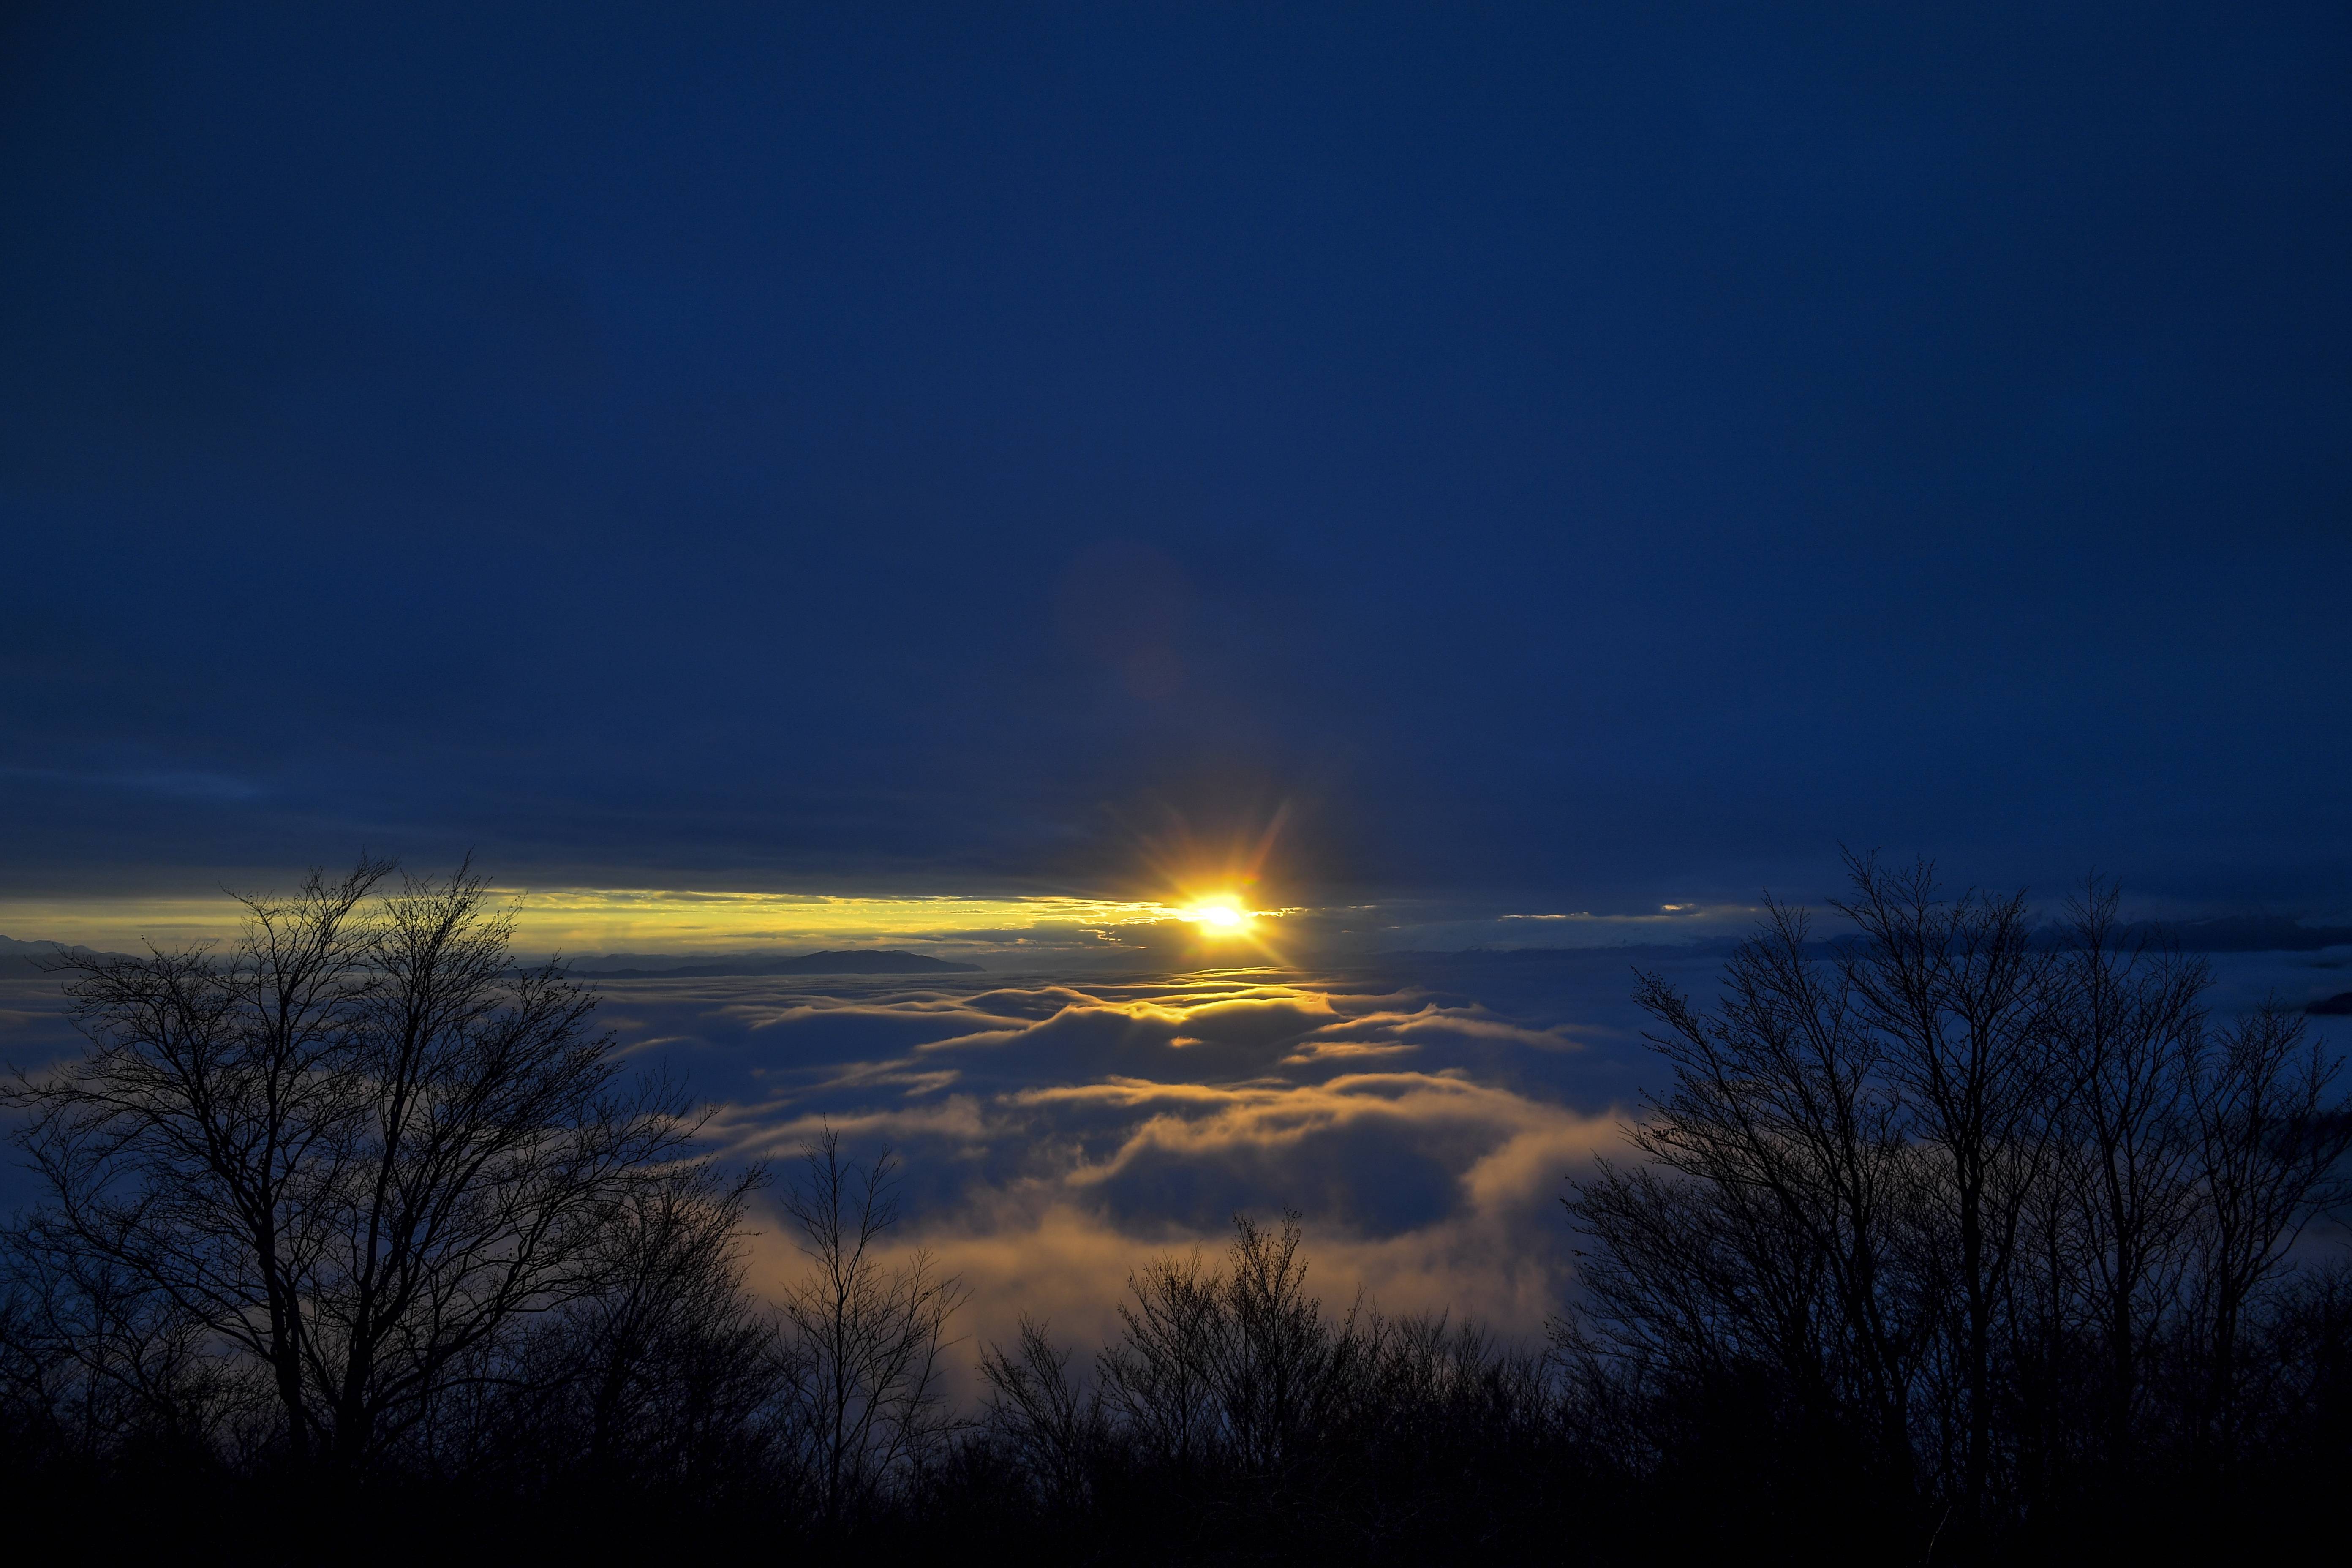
[2111,915,2352,953]
[0,934,122,976]
[1370,944,1731,964]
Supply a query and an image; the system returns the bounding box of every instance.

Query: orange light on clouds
[1179,897,1255,934]
[1128,800,1293,955]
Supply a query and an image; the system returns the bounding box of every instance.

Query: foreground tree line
[0,858,2345,1561]
[1564,859,2352,1556]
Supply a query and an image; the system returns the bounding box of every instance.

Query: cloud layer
[585,964,1661,1364]
[8,948,2342,1387]
[514,950,2352,1356]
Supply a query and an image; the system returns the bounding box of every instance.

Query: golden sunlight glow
[1181,898,1254,934]
[0,884,1311,966]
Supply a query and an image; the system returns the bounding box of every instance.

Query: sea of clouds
[3,944,2344,1389]
[595,956,1706,1366]
[578,947,2352,1369]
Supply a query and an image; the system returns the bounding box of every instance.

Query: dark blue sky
[4,3,2347,916]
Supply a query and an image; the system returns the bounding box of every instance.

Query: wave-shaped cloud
[580,966,1640,1361]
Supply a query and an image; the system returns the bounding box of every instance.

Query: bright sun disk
[1181,898,1251,932]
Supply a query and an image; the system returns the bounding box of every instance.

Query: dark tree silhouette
[5,860,702,1470]
[778,1127,966,1527]
[1564,855,2352,1552]
[974,1211,1574,1563]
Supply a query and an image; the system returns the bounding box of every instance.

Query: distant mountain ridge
[0,936,107,955]
[565,949,982,978]
[0,934,124,976]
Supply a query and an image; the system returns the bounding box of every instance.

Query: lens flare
[1181,898,1252,933]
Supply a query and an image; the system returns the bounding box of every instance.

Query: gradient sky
[4,3,2348,945]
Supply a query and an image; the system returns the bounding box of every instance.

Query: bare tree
[2042,882,2206,1472]
[1210,1212,1364,1478]
[560,1160,784,1486]
[416,1156,793,1498]
[1567,854,2352,1547]
[2184,1004,2352,1464]
[978,1315,1109,1512]
[11,861,387,1464]
[1571,896,1934,1497]
[777,1127,966,1526]
[1832,854,2061,1518]
[983,1216,1557,1556]
[1097,1247,1225,1473]
[4,860,699,1470]
[1095,1211,1366,1487]
[1,1221,269,1467]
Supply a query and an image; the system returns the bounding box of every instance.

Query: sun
[1180,897,1253,934]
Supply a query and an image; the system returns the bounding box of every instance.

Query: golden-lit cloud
[606,966,1643,1389]
[0,866,1755,964]
[0,886,1303,958]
